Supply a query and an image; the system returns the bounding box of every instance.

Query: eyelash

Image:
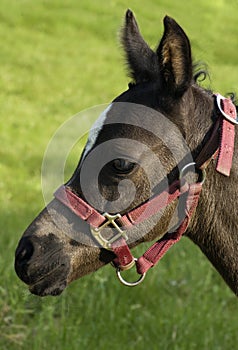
[112,158,136,174]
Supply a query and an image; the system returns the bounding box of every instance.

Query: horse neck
[184,88,238,295]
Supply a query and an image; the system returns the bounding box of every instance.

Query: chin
[29,278,67,296]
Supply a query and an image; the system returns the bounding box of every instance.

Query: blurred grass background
[0,0,238,349]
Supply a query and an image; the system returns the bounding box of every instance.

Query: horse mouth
[28,265,68,296]
[15,235,71,297]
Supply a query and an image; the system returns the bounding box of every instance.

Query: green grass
[1,0,238,349]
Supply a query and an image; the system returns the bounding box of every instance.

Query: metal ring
[116,258,146,287]
[180,162,206,185]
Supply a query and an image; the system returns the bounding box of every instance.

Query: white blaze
[82,104,112,159]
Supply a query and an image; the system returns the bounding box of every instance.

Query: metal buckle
[90,213,128,250]
[216,94,238,125]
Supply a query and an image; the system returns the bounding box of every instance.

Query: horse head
[15,10,238,296]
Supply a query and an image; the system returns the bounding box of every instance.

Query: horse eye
[112,159,136,173]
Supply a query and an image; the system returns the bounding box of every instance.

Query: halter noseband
[54,94,237,287]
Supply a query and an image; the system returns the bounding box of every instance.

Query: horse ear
[157,16,193,97]
[121,10,159,83]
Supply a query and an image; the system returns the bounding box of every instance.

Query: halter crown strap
[215,94,237,176]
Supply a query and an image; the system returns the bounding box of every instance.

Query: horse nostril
[15,237,34,264]
[15,237,35,283]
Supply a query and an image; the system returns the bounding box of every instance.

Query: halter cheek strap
[54,94,237,287]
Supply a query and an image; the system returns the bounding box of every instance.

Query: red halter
[54,94,237,286]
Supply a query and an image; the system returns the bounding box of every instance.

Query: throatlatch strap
[136,182,203,275]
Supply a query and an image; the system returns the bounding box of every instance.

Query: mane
[228,92,237,106]
[193,62,210,83]
[193,63,237,111]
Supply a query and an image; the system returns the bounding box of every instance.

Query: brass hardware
[90,213,128,249]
